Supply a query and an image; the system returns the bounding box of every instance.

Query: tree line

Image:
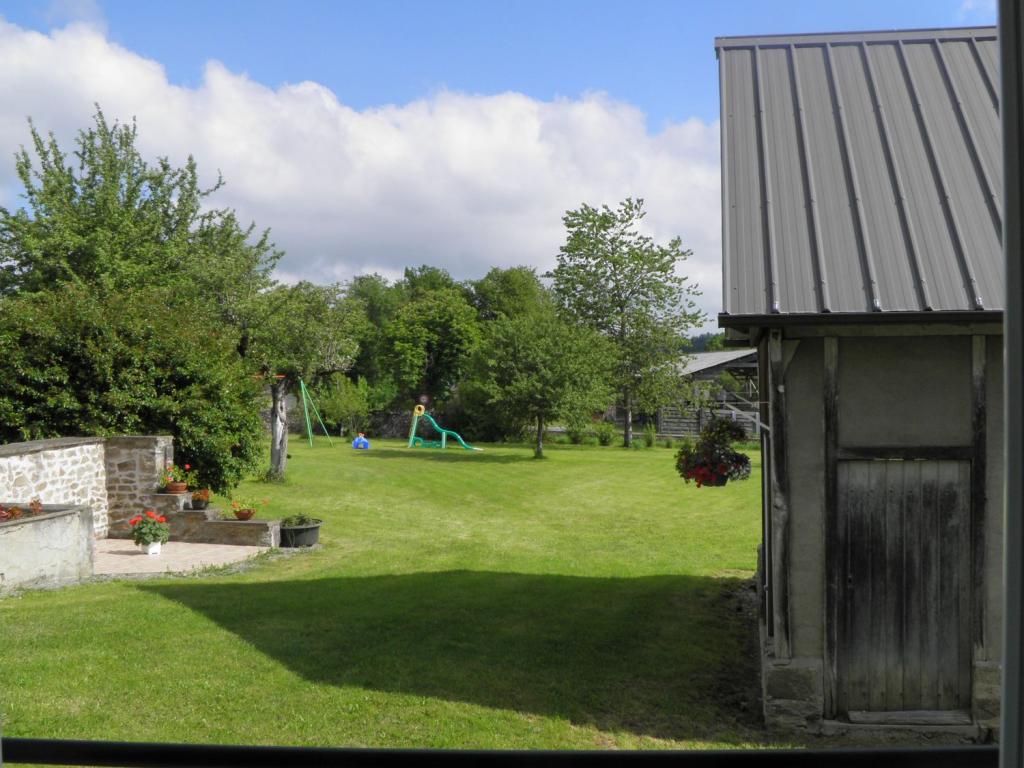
[0,110,705,487]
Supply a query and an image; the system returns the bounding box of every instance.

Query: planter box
[0,504,94,593]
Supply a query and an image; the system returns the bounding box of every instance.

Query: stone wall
[104,436,173,537]
[0,504,94,593]
[0,438,110,537]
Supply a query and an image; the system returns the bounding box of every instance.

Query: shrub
[662,438,675,449]
[594,421,616,446]
[643,423,657,447]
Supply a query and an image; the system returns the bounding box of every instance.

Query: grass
[0,438,775,750]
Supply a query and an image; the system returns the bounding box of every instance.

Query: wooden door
[835,459,972,718]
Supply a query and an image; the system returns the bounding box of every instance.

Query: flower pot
[191,499,209,510]
[165,482,187,494]
[280,522,321,547]
[234,508,255,521]
[146,541,162,556]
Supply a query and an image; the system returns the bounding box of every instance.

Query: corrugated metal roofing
[717,27,1004,320]
[678,349,757,376]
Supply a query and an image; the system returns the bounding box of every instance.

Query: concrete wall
[0,505,94,593]
[104,436,173,536]
[763,330,1004,734]
[0,438,110,537]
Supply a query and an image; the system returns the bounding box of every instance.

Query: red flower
[145,510,157,519]
[129,516,142,526]
[184,464,191,470]
[157,516,167,523]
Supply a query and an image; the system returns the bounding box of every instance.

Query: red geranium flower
[157,516,167,523]
[184,464,190,470]
[129,516,142,526]
[145,510,157,519]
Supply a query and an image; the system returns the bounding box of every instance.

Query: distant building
[718,26,1003,736]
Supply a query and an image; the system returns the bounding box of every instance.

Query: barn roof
[678,349,757,377]
[716,26,1003,326]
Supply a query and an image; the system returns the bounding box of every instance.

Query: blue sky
[0,0,999,325]
[3,0,995,127]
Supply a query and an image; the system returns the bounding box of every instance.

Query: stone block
[974,661,1002,727]
[762,657,824,732]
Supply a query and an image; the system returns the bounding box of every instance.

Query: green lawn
[0,439,773,749]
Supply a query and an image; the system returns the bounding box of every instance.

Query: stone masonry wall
[0,438,110,537]
[104,436,173,537]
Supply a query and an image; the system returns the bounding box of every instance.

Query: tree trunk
[623,388,633,447]
[270,381,289,479]
[535,415,544,459]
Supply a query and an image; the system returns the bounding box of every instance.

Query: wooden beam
[971,335,987,655]
[823,335,839,716]
[781,322,1004,339]
[768,329,791,659]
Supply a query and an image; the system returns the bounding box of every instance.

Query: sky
[0,0,998,327]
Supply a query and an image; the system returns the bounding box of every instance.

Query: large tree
[548,198,704,446]
[0,108,282,487]
[477,304,614,458]
[245,282,365,479]
[0,109,279,302]
[384,286,480,404]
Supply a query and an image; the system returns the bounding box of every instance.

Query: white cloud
[957,0,996,22]
[0,18,722,325]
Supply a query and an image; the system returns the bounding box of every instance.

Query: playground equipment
[298,379,333,447]
[408,405,481,450]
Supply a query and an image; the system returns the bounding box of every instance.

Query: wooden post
[823,335,839,716]
[768,329,791,659]
[971,335,987,656]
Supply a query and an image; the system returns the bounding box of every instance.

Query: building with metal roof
[718,26,1002,326]
[717,27,1004,737]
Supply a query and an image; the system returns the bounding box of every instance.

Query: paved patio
[94,538,268,576]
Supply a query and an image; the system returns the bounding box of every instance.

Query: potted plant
[675,418,751,488]
[129,509,170,555]
[230,496,267,521]
[160,462,195,494]
[191,488,211,510]
[279,513,323,548]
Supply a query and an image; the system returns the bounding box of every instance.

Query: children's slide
[407,405,481,450]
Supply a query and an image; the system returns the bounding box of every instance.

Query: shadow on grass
[352,447,533,464]
[142,570,762,742]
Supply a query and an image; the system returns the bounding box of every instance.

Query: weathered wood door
[835,459,972,717]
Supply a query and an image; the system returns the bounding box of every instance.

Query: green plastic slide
[408,407,481,450]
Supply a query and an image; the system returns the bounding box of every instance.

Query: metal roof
[717,26,1004,322]
[679,349,757,376]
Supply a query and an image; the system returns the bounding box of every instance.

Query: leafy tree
[244,282,365,479]
[548,198,704,446]
[0,285,263,491]
[0,109,279,305]
[384,286,480,404]
[314,375,371,436]
[469,266,548,321]
[477,305,614,458]
[345,273,404,396]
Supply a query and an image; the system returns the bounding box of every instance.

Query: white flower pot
[146,541,162,556]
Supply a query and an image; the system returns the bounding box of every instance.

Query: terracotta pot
[165,482,188,494]
[234,508,255,521]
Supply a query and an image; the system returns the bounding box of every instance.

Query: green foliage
[0,285,263,491]
[548,198,705,444]
[468,266,547,321]
[314,376,370,435]
[280,513,323,527]
[643,423,657,448]
[689,332,726,352]
[0,109,279,301]
[593,421,616,446]
[384,286,480,403]
[475,303,614,456]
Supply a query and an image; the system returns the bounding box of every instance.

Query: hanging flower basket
[676,419,752,489]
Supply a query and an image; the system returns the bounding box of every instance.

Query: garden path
[93,538,267,576]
